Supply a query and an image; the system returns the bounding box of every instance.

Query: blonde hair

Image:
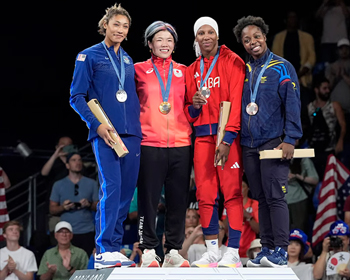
[97,3,131,36]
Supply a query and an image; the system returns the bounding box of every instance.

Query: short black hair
[233,15,269,43]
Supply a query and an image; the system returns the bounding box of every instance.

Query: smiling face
[241,24,267,60]
[104,14,130,47]
[148,30,175,59]
[195,24,218,58]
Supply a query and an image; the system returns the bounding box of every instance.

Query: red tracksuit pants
[194,135,243,239]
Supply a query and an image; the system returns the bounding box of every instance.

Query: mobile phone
[62,145,78,154]
[74,202,82,208]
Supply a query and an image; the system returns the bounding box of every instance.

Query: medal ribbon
[151,58,173,103]
[102,41,125,90]
[200,46,221,88]
[249,52,273,103]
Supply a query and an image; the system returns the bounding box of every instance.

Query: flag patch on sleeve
[77,54,87,61]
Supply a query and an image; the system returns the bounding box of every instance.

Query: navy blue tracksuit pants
[242,137,290,251]
[92,135,141,254]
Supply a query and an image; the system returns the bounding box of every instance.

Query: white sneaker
[94,251,135,269]
[162,249,190,268]
[218,247,242,268]
[141,249,161,267]
[191,250,220,268]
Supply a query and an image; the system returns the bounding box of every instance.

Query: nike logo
[230,162,240,169]
[136,153,140,157]
[105,57,109,60]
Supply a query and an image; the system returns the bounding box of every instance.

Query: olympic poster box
[69,267,302,280]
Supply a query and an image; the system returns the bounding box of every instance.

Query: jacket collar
[249,48,271,66]
[151,53,173,66]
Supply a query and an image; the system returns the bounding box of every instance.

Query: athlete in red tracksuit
[134,21,192,268]
[185,17,246,268]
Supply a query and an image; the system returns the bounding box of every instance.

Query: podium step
[70,267,302,280]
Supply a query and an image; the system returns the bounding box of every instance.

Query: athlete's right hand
[192,91,207,109]
[97,123,117,148]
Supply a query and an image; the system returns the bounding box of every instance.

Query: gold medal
[159,102,171,114]
[246,102,259,115]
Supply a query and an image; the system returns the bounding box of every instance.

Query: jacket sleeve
[184,64,202,123]
[278,61,303,145]
[222,55,246,144]
[69,52,101,137]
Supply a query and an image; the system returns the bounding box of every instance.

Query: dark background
[0,1,322,183]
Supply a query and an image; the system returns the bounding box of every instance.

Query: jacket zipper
[163,59,170,147]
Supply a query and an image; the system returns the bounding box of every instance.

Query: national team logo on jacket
[173,69,182,77]
[123,56,131,64]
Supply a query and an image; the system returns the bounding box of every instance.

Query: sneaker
[162,249,190,268]
[191,251,220,268]
[141,249,161,267]
[260,247,288,268]
[94,251,135,269]
[218,247,242,268]
[246,247,271,267]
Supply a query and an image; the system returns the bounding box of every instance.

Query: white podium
[70,267,301,280]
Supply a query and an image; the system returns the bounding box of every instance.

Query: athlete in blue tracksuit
[69,4,141,269]
[233,16,303,268]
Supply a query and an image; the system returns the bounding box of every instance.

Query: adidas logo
[230,162,240,169]
[194,72,200,78]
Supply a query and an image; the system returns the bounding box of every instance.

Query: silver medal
[200,87,211,99]
[116,90,127,102]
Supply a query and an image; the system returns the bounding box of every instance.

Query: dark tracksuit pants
[93,135,141,254]
[242,137,290,251]
[137,146,191,252]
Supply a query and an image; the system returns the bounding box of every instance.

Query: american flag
[312,154,350,247]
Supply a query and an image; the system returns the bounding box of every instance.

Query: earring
[125,37,128,41]
[150,49,152,53]
[173,50,175,54]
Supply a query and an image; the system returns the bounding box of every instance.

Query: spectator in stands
[0,220,37,280]
[0,167,11,248]
[179,224,205,261]
[307,75,346,179]
[286,140,319,234]
[40,136,77,245]
[239,179,259,265]
[288,229,310,266]
[185,208,200,229]
[246,239,262,263]
[38,221,88,280]
[315,0,350,65]
[49,152,98,256]
[313,220,350,280]
[325,37,350,170]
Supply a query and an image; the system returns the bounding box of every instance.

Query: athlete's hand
[192,91,207,109]
[274,142,294,160]
[214,143,230,170]
[97,123,117,148]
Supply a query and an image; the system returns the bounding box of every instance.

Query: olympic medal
[246,102,259,115]
[116,90,127,102]
[159,102,171,114]
[200,87,211,99]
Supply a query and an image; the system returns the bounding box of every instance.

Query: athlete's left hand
[214,143,230,170]
[274,142,294,160]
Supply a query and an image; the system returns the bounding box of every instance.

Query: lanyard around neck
[200,46,220,88]
[151,58,173,102]
[249,52,273,103]
[102,41,125,90]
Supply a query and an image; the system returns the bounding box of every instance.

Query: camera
[329,236,343,249]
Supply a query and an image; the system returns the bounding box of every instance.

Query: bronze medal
[246,102,259,115]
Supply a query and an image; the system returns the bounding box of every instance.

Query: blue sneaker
[260,247,288,268]
[246,247,271,267]
[94,252,135,269]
